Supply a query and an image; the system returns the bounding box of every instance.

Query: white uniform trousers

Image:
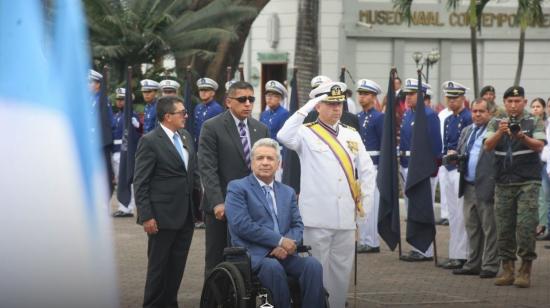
[400,166,435,257]
[111,151,136,214]
[443,169,469,259]
[304,227,354,308]
[358,169,380,247]
[437,166,450,219]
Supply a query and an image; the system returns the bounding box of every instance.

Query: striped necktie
[238,121,251,168]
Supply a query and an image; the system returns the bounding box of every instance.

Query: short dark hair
[157,95,184,123]
[471,97,488,110]
[227,81,253,97]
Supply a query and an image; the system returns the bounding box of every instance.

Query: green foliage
[517,0,544,30]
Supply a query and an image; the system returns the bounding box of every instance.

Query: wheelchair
[200,245,330,308]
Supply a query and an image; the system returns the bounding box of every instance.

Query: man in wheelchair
[224,138,325,308]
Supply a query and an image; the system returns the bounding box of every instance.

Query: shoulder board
[340,123,357,132]
[304,122,316,127]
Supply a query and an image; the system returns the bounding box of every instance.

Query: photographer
[446,98,498,279]
[484,86,546,288]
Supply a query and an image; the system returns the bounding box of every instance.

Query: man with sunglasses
[193,77,224,149]
[198,81,269,276]
[134,96,199,308]
[277,81,376,308]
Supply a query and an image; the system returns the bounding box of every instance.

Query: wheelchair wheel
[200,262,248,308]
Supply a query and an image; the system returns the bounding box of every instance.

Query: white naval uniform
[277,96,375,308]
[437,108,452,220]
[358,168,380,247]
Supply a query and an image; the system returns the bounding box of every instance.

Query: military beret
[503,86,525,99]
[480,85,495,97]
[442,81,468,97]
[88,69,103,81]
[196,77,218,91]
[159,79,180,90]
[115,88,125,99]
[309,81,347,102]
[402,78,431,94]
[310,75,332,89]
[265,80,288,98]
[356,79,382,95]
[140,79,160,91]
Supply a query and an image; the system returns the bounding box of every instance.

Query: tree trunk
[294,0,319,106]
[470,25,479,97]
[514,28,526,86]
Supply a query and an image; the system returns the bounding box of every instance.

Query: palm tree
[393,0,489,96]
[514,0,543,86]
[294,0,320,105]
[85,0,259,86]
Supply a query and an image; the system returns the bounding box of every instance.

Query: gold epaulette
[304,122,316,127]
[340,123,356,132]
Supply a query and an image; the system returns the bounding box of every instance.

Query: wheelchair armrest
[296,245,312,253]
[223,246,248,258]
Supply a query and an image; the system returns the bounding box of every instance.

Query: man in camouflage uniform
[484,86,546,288]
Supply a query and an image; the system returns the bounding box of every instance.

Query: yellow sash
[309,123,364,217]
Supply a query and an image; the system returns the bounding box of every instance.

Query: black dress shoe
[479,270,497,278]
[112,210,134,218]
[440,259,466,269]
[537,231,550,241]
[358,245,380,253]
[436,218,449,226]
[452,268,480,275]
[399,251,433,262]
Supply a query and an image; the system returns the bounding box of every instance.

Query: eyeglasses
[229,96,255,103]
[170,110,187,116]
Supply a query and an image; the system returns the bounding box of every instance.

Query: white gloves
[131,117,140,128]
[297,94,328,116]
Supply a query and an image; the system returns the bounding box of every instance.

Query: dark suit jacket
[225,174,303,270]
[198,111,270,214]
[134,126,198,229]
[457,124,495,202]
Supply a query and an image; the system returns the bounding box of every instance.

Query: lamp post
[412,49,440,83]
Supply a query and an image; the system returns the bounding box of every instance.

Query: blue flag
[117,68,139,206]
[0,1,118,306]
[377,69,401,251]
[281,69,301,192]
[404,71,436,253]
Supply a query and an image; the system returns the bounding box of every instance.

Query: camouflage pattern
[495,183,540,261]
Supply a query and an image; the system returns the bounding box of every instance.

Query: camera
[508,116,521,134]
[442,153,467,172]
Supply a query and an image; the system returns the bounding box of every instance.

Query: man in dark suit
[134,95,199,308]
[225,138,324,308]
[198,81,270,275]
[447,98,498,278]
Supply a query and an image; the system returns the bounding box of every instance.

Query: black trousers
[103,146,114,195]
[204,213,228,277]
[143,215,194,308]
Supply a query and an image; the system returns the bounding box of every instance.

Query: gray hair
[251,138,281,161]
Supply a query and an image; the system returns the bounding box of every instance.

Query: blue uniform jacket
[260,105,290,140]
[400,106,442,168]
[225,174,303,271]
[112,110,140,152]
[143,99,158,134]
[358,108,384,165]
[193,100,224,148]
[443,108,472,170]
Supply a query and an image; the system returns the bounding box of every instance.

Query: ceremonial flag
[377,69,401,250]
[339,66,349,112]
[117,67,139,206]
[404,71,436,253]
[0,1,118,307]
[281,69,301,193]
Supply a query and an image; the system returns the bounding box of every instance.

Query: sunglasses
[229,96,255,103]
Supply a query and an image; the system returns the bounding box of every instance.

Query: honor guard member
[141,79,160,134]
[305,75,360,130]
[193,77,224,148]
[159,79,180,96]
[356,79,384,253]
[111,88,141,217]
[437,105,453,226]
[89,69,115,194]
[278,81,376,308]
[484,86,546,288]
[399,78,442,262]
[260,80,290,139]
[439,81,472,270]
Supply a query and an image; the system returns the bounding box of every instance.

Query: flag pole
[393,67,403,259]
[238,63,244,81]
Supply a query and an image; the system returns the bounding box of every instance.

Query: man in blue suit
[225,138,325,308]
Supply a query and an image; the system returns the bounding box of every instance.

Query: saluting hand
[143,218,158,235]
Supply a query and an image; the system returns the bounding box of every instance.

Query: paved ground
[112,200,550,308]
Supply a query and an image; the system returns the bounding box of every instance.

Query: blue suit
[193,100,224,148]
[400,106,442,169]
[225,174,324,308]
[143,99,158,134]
[358,108,384,165]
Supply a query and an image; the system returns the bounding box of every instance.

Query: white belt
[399,150,411,157]
[494,149,534,156]
[367,150,380,156]
[114,139,122,145]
